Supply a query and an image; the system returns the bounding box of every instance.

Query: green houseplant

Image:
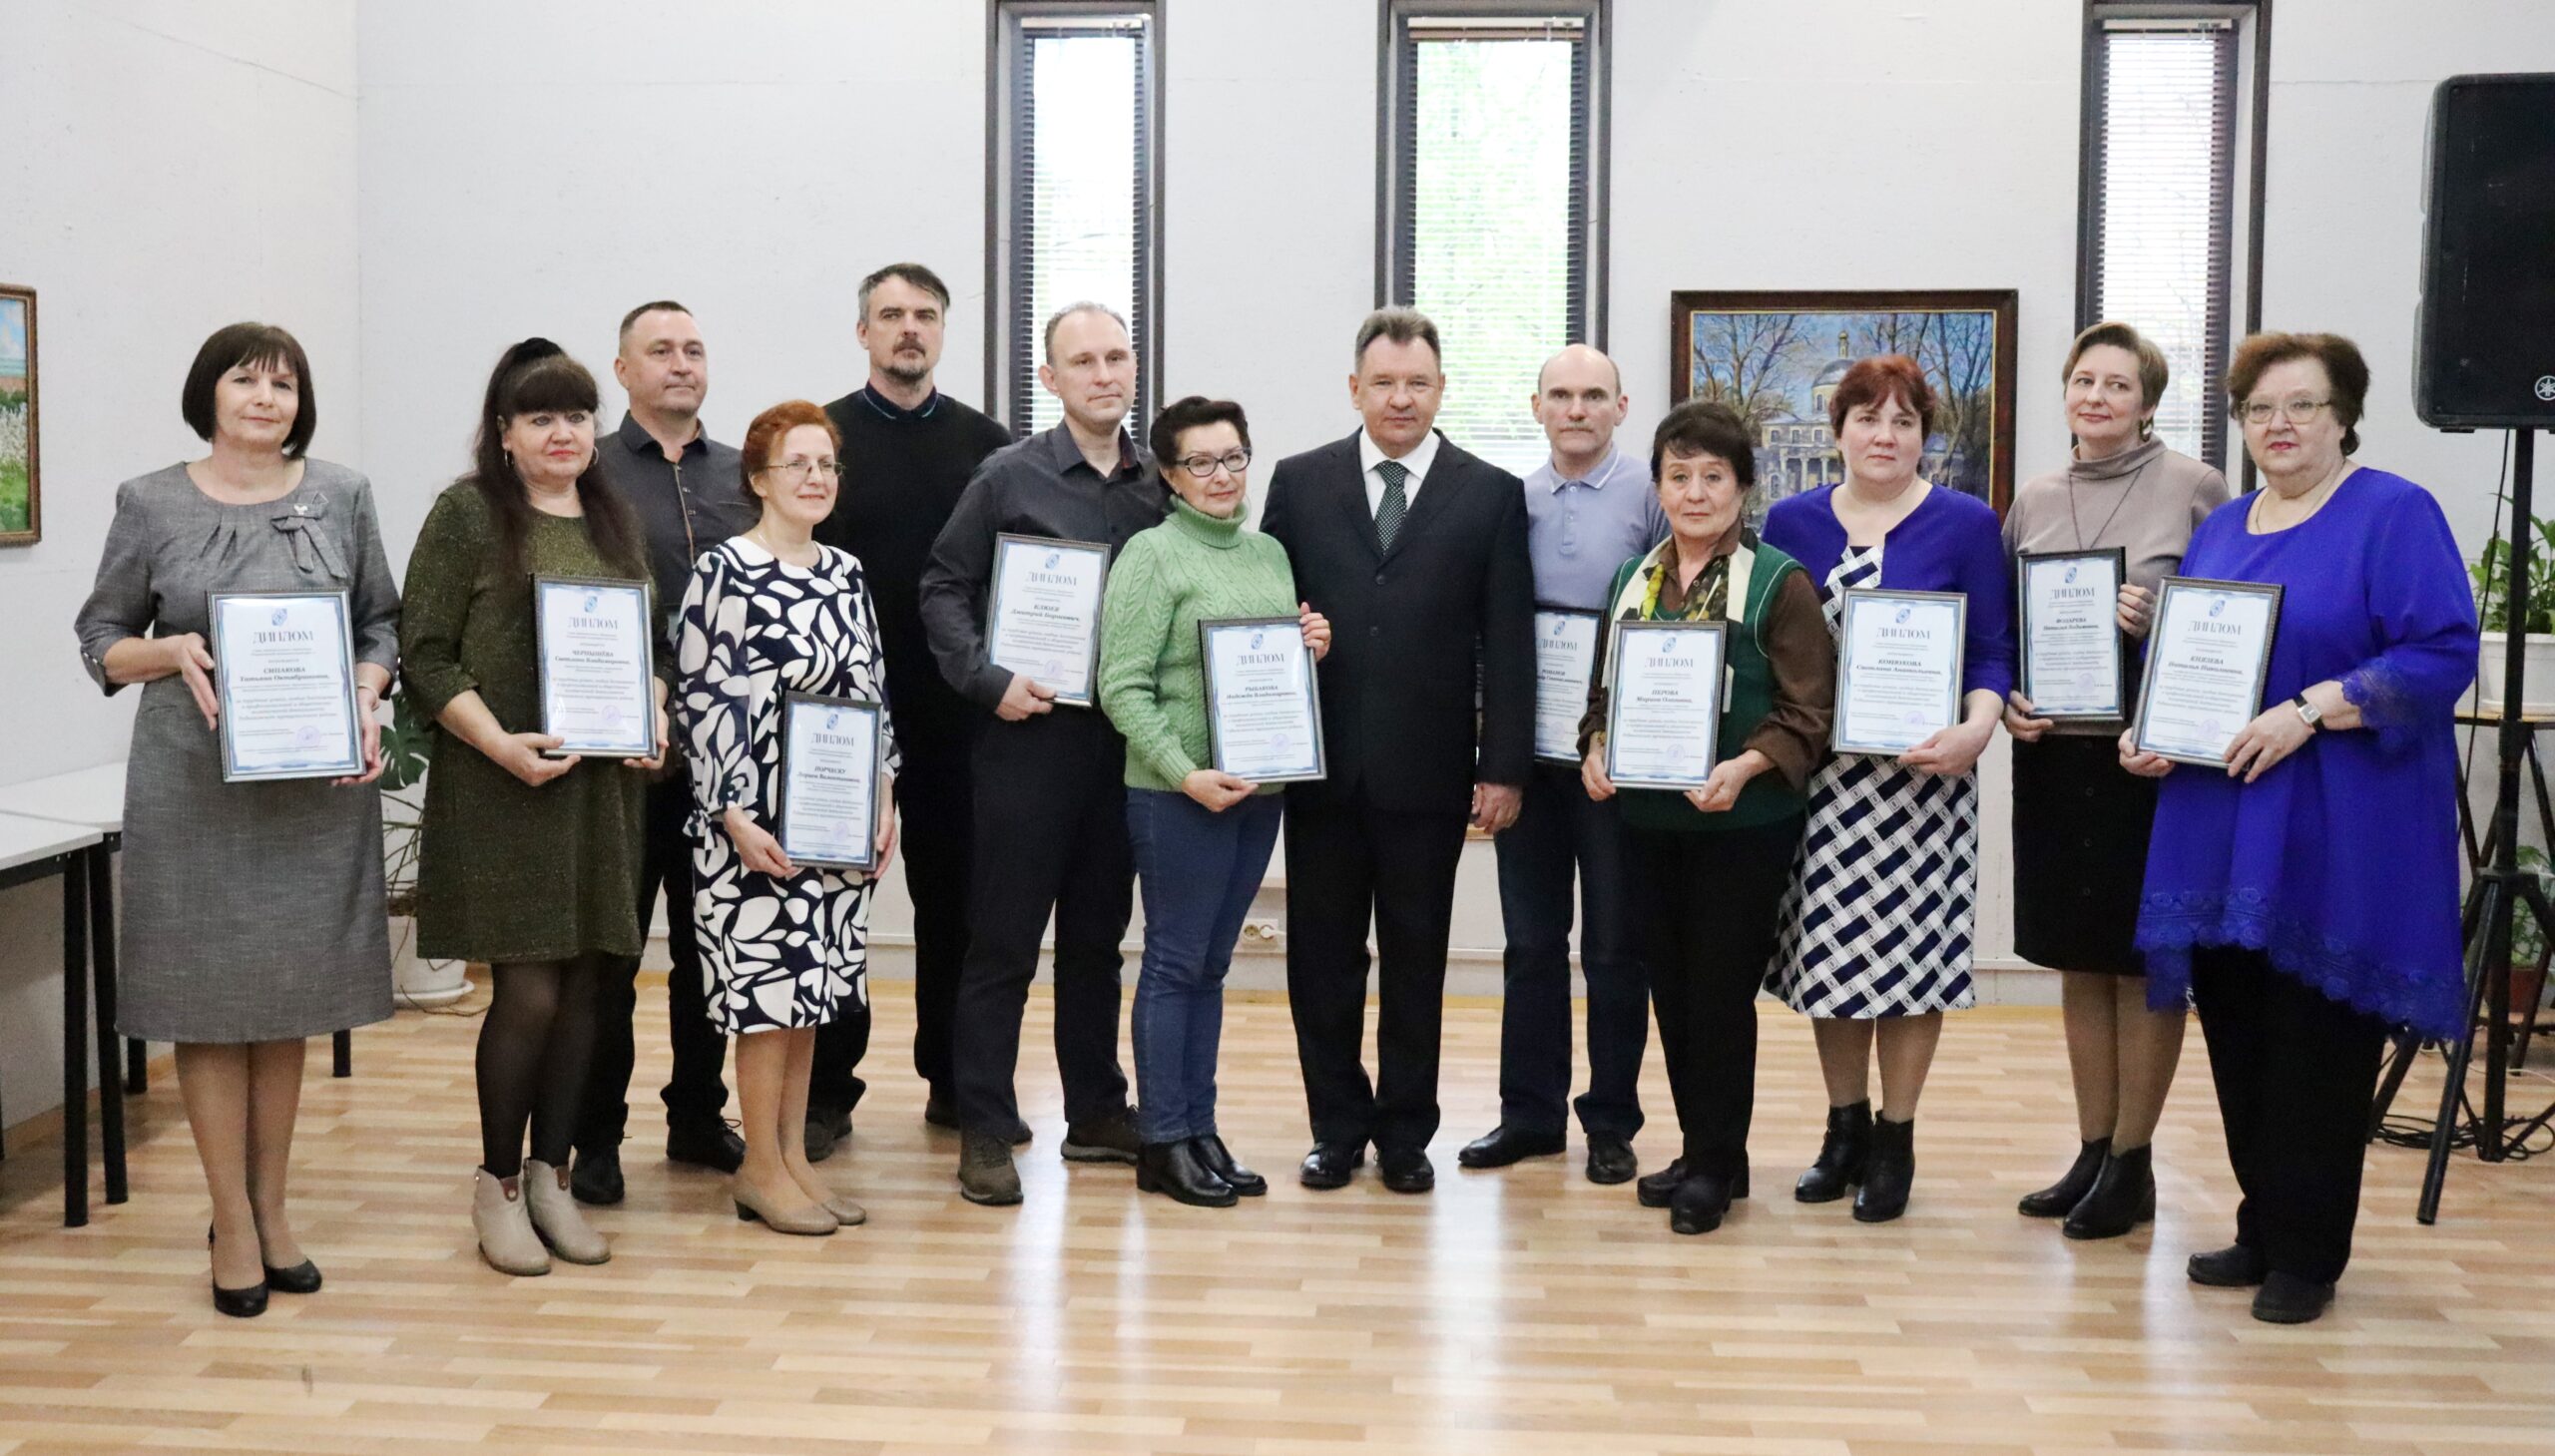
[2470,512,2555,715]
[380,686,467,1006]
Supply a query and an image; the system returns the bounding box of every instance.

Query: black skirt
[2010,732,2158,975]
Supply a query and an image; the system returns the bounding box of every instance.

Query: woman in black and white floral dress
[678,400,898,1236]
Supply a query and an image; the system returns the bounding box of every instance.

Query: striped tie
[1374,459,1409,551]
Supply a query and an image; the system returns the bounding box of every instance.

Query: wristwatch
[2292,693,2322,731]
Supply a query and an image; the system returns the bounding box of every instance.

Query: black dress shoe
[1137,1141,1239,1208]
[666,1122,747,1174]
[1585,1134,1638,1186]
[569,1149,625,1206]
[1061,1108,1142,1165]
[1851,1116,1914,1223]
[1636,1158,1690,1209]
[262,1259,322,1295]
[2018,1137,2109,1217]
[1456,1125,1566,1169]
[2062,1144,2156,1240]
[1377,1146,1434,1194]
[1190,1135,1267,1197]
[803,1107,852,1163]
[2252,1270,2336,1323]
[1794,1100,1872,1204]
[2186,1242,2269,1287]
[1669,1171,1743,1235]
[213,1278,269,1317]
[1299,1142,1366,1190]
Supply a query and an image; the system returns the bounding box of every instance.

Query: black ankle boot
[2062,1144,2156,1240]
[1794,1101,1872,1204]
[1137,1141,1238,1208]
[2017,1137,2110,1217]
[1851,1116,1914,1222]
[1669,1171,1743,1235]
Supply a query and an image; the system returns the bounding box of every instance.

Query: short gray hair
[1354,307,1441,369]
[1043,301,1130,361]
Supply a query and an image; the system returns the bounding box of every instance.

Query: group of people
[72,256,2475,1329]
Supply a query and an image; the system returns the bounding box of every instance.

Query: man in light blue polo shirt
[1461,343,1669,1185]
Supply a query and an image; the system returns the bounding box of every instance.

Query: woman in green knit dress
[1580,401,1835,1236]
[1096,397,1331,1207]
[400,339,672,1276]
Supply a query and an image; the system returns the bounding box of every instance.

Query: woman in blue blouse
[2123,332,2474,1324]
[1762,355,2015,1223]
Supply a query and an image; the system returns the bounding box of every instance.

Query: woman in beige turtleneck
[2001,321,2229,1240]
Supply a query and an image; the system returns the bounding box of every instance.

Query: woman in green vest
[1580,401,1835,1235]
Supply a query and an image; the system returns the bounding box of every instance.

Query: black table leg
[61,851,90,1228]
[86,845,127,1206]
[332,1029,350,1079]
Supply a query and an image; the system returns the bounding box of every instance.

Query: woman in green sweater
[1579,401,1835,1236]
[1097,396,1331,1207]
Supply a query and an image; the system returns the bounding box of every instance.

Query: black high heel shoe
[207,1224,269,1318]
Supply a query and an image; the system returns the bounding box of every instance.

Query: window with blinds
[1383,5,1605,477]
[992,5,1159,439]
[2083,11,2245,468]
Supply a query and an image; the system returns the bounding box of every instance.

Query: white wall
[0,0,359,1125]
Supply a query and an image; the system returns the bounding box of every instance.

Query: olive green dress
[398,482,672,963]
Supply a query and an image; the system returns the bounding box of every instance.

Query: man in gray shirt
[1461,343,1668,1186]
[570,299,756,1206]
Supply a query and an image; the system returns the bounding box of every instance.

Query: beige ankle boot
[523,1159,611,1264]
[473,1170,552,1276]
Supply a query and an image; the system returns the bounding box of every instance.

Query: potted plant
[2469,512,2555,716]
[380,686,469,1007]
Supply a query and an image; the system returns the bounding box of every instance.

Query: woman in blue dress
[2124,332,2475,1324]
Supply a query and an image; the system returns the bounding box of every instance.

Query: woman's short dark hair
[2227,330,2371,455]
[1650,400,1758,489]
[1827,354,1936,440]
[182,322,316,458]
[740,400,842,504]
[1148,395,1252,473]
[465,337,648,580]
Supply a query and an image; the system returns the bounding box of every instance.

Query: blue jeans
[1490,761,1648,1139]
[1126,787,1283,1145]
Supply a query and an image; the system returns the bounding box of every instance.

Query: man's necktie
[1375,459,1409,551]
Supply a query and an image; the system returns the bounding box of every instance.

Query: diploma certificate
[1603,620,1728,790]
[1200,616,1326,783]
[210,590,365,782]
[1832,588,1968,755]
[777,694,885,872]
[534,576,657,757]
[2017,549,2128,721]
[986,533,1110,708]
[2131,576,2283,765]
[1532,608,1604,762]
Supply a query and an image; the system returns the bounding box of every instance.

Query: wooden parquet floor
[2,982,2552,1455]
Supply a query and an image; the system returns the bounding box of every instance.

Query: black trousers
[1633,816,1801,1177]
[1492,763,1648,1139]
[2191,945,2390,1284]
[807,740,975,1120]
[950,710,1134,1133]
[575,772,730,1156]
[1282,788,1469,1152]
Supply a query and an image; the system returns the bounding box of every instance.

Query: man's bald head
[1537,342,1622,396]
[1531,343,1630,472]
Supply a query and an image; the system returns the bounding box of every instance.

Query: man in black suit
[1260,307,1535,1194]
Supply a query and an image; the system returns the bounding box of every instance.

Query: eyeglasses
[1174,449,1252,479]
[2238,396,2331,426]
[759,460,841,483]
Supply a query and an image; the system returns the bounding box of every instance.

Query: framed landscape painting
[1,284,36,546]
[1670,288,2018,519]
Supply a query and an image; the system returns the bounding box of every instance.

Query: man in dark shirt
[807,263,1012,1157]
[569,299,756,1207]
[918,302,1166,1206]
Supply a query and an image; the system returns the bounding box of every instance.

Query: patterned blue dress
[676,536,900,1035]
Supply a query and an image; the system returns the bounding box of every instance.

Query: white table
[0,811,119,1226]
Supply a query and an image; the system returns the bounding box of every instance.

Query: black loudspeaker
[2416,73,2555,428]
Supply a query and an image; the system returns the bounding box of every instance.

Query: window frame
[985,0,1165,439]
[2075,0,2271,477]
[1374,0,1611,350]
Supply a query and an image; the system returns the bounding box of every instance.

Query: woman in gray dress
[74,323,398,1317]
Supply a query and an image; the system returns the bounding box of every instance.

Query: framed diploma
[533,575,657,757]
[776,693,886,872]
[1199,616,1326,784]
[209,590,365,782]
[986,533,1110,708]
[1603,620,1728,790]
[2017,549,2128,722]
[1532,607,1604,762]
[1832,588,1968,755]
[2131,576,2284,766]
